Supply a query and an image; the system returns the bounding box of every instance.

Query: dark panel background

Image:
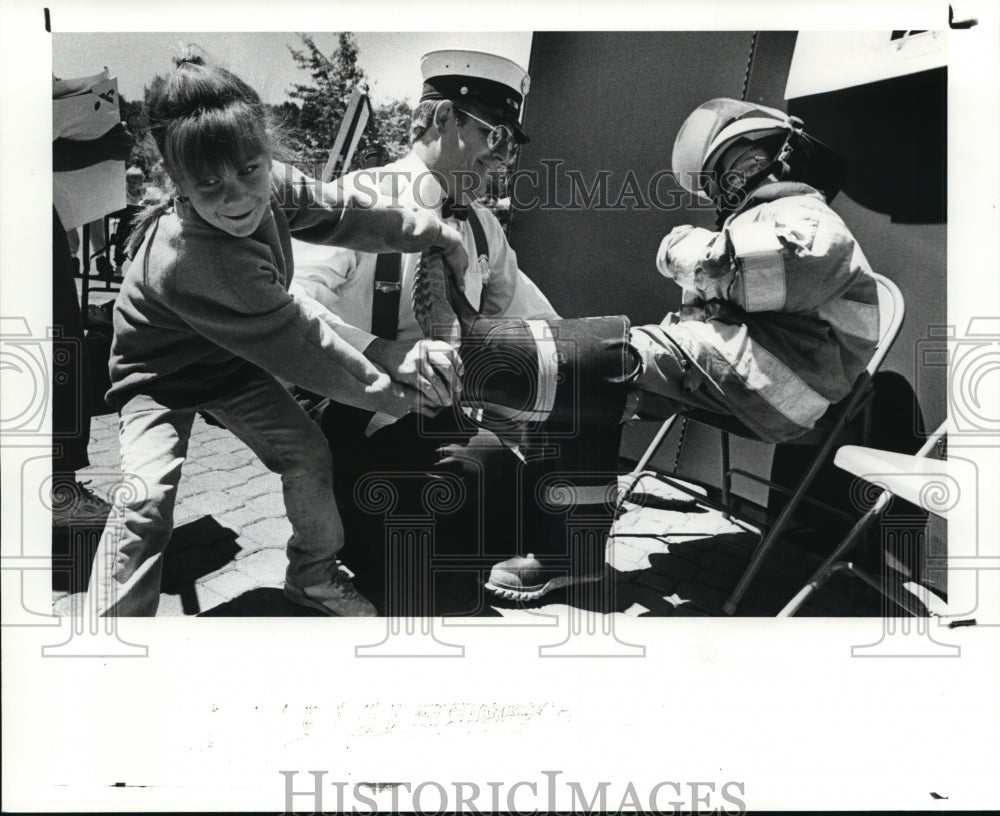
[511,31,756,325]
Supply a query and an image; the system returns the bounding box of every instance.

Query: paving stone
[197,568,263,601]
[194,582,230,614]
[674,580,729,613]
[608,540,656,569]
[632,569,679,596]
[607,548,646,573]
[197,435,254,456]
[230,473,281,502]
[178,489,249,518]
[615,582,677,616]
[181,468,253,494]
[198,450,258,472]
[618,509,693,536]
[216,504,270,531]
[172,503,203,528]
[232,547,288,584]
[608,551,645,572]
[239,489,286,517]
[241,516,293,548]
[647,553,699,582]
[625,473,707,502]
[156,592,187,617]
[695,548,748,576]
[52,592,84,617]
[87,447,119,468]
[180,460,209,477]
[712,534,756,559]
[694,565,743,592]
[88,420,118,441]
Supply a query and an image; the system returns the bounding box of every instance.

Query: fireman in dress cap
[288,48,622,607]
[419,49,531,147]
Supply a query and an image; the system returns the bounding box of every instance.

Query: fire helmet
[671,98,799,203]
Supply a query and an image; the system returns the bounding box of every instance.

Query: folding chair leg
[778,427,945,617]
[614,416,677,514]
[723,409,856,615]
[720,431,732,520]
[777,491,891,616]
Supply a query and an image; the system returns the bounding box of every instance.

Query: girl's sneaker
[51,480,111,527]
[284,573,377,616]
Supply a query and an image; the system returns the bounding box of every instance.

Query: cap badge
[520,75,531,94]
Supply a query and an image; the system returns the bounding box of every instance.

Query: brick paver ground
[50,286,904,618]
[52,408,892,619]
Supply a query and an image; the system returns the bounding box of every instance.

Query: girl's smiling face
[176,153,272,237]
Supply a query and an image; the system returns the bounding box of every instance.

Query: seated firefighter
[413,98,882,596]
[625,97,881,443]
[292,91,881,607]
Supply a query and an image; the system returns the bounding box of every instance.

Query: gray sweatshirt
[107,162,435,410]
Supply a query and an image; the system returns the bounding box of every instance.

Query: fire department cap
[420,49,531,144]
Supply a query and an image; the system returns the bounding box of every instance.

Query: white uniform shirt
[290,151,557,349]
[289,152,558,431]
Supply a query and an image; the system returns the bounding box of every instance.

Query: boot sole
[485,572,604,601]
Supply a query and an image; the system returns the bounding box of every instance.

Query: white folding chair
[779,421,950,616]
[618,272,906,614]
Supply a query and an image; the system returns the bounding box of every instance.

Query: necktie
[441,198,468,221]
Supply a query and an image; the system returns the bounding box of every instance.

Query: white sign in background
[52,71,126,229]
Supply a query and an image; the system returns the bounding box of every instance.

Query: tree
[119,93,167,189]
[371,98,414,161]
[286,33,413,174]
[287,33,368,174]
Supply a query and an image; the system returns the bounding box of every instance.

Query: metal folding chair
[619,272,906,614]
[778,421,947,616]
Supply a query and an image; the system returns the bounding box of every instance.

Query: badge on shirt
[477,253,492,287]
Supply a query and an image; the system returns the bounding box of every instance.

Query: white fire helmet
[671,98,797,203]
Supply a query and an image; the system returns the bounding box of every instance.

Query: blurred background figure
[125,165,145,204]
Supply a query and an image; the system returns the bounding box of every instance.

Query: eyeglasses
[455,108,517,157]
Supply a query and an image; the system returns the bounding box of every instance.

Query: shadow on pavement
[198,586,319,616]
[52,518,108,594]
[202,571,508,617]
[616,532,887,617]
[160,516,241,614]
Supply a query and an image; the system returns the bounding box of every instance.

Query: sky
[51,31,533,106]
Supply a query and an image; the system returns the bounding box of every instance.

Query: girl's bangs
[165,102,270,182]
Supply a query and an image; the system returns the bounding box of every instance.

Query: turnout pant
[320,312,633,593]
[321,403,624,588]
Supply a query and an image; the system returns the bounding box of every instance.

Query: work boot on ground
[485,553,604,601]
[284,572,378,616]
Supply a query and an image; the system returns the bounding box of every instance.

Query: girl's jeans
[86,367,344,616]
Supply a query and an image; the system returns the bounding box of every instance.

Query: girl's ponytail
[125,197,173,260]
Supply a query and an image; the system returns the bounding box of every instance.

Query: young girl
[85,51,464,616]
